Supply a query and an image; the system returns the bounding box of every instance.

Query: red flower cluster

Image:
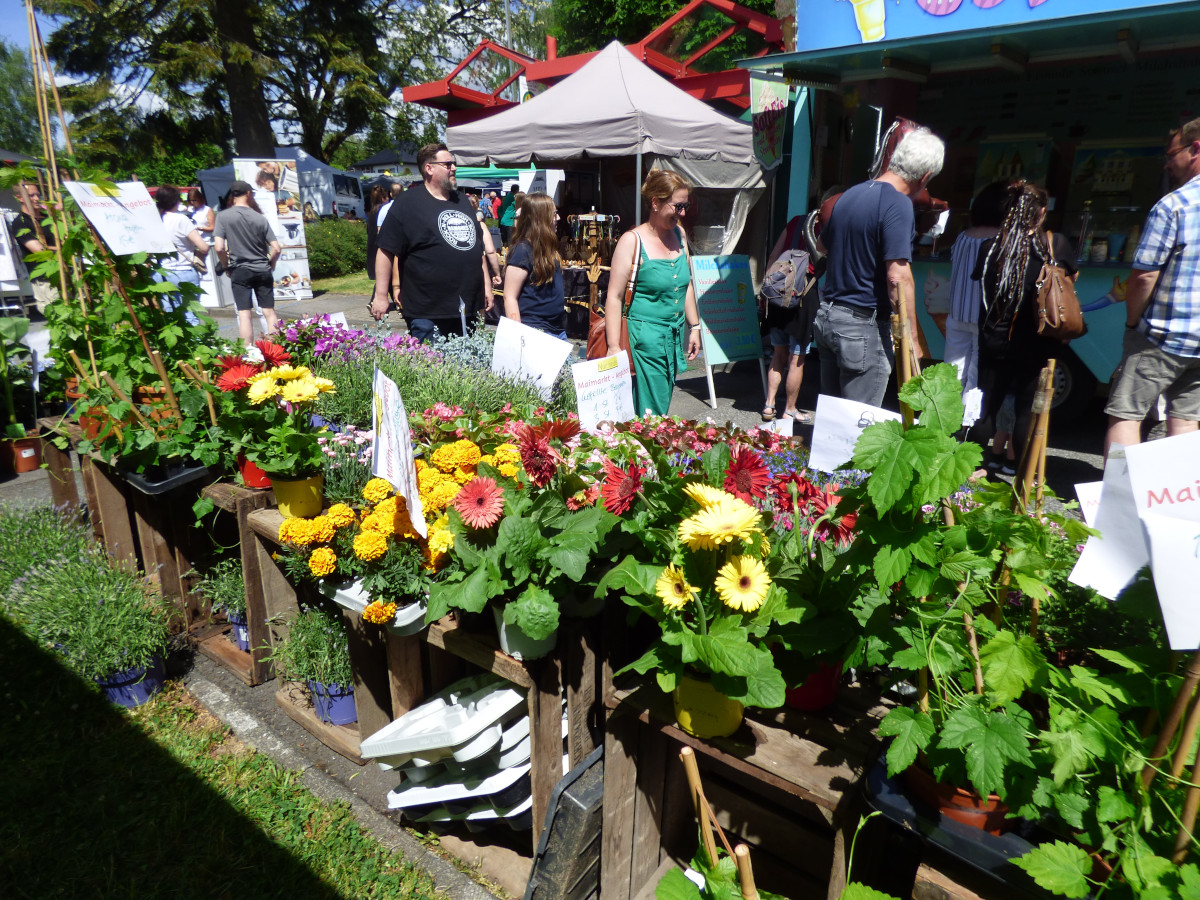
[723,447,770,503]
[514,421,579,488]
[453,476,505,529]
[770,472,820,513]
[214,341,292,392]
[600,459,645,514]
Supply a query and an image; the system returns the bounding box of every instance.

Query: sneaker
[1000,463,1017,477]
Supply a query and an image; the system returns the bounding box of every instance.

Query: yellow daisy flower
[308,546,337,578]
[354,530,388,561]
[363,477,393,504]
[327,503,356,528]
[715,556,771,613]
[246,374,280,404]
[683,482,731,510]
[656,564,699,611]
[312,376,336,393]
[362,600,398,625]
[678,499,762,551]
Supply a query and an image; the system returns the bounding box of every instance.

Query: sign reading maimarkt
[795,0,1184,51]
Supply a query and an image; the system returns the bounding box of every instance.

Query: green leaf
[1067,666,1130,707]
[839,884,903,900]
[851,420,918,514]
[596,556,662,598]
[1096,786,1134,824]
[1052,790,1089,829]
[497,515,541,582]
[504,585,560,641]
[918,441,981,504]
[898,363,966,435]
[937,705,1031,797]
[978,630,1046,704]
[700,443,731,487]
[1178,864,1200,900]
[877,707,935,776]
[873,545,911,589]
[656,867,701,900]
[546,531,595,582]
[429,565,496,616]
[1012,841,1092,898]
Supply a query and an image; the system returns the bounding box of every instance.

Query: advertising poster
[231,158,312,301]
[751,76,788,170]
[62,181,173,255]
[693,255,760,366]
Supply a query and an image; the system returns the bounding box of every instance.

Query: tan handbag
[586,231,641,374]
[1034,231,1084,341]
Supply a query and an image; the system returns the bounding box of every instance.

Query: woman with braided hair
[968,181,1077,464]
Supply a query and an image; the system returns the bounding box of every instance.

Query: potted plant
[266,603,356,725]
[191,557,249,651]
[0,317,42,473]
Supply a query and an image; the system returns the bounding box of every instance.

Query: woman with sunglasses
[503,192,567,338]
[605,171,702,416]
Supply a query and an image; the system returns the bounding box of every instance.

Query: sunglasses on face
[671,202,691,214]
[428,160,457,169]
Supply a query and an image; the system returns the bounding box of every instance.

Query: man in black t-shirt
[10,182,59,314]
[370,142,490,342]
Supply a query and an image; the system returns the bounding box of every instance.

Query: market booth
[743,0,1200,418]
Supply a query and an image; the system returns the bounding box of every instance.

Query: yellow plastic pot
[272,473,325,518]
[672,670,744,738]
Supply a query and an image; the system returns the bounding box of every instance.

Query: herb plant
[191,557,246,618]
[266,604,353,687]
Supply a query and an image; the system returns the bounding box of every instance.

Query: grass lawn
[0,616,442,900]
[311,272,374,296]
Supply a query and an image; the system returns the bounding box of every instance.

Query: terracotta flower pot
[672,670,744,739]
[784,661,844,712]
[901,763,1012,835]
[1,433,42,474]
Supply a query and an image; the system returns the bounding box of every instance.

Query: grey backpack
[760,223,811,310]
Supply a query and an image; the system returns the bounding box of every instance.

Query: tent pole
[635,153,643,224]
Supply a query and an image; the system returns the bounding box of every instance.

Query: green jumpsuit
[626,239,689,417]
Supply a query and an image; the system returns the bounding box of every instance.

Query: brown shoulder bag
[586,231,641,374]
[1035,231,1085,341]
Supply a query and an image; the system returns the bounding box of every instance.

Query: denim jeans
[404,316,469,343]
[154,268,201,326]
[812,299,894,407]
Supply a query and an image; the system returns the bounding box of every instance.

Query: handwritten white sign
[808,394,903,474]
[571,351,635,430]
[370,368,427,538]
[1069,446,1147,600]
[1074,481,1104,528]
[63,181,174,255]
[492,317,572,400]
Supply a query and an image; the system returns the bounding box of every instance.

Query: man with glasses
[1105,117,1200,456]
[9,182,59,314]
[370,142,490,340]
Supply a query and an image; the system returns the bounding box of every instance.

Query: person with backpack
[760,215,818,423]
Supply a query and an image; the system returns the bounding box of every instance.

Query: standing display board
[692,254,766,409]
[232,159,313,302]
[62,181,173,255]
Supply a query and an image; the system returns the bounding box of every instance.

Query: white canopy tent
[447,42,769,254]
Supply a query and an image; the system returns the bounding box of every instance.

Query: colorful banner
[231,158,312,302]
[693,255,759,365]
[371,368,428,539]
[795,0,1183,52]
[62,181,173,255]
[751,76,789,171]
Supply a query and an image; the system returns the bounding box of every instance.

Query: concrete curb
[182,670,500,900]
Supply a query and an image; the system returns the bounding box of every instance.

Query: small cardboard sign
[1074,481,1103,528]
[571,351,635,430]
[63,181,174,255]
[370,368,427,538]
[1069,446,1146,601]
[491,317,572,401]
[808,394,902,474]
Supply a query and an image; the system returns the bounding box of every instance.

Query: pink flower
[454,477,505,529]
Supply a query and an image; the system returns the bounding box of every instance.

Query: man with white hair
[813,127,946,405]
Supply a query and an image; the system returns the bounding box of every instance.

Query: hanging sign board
[751,76,789,170]
[231,158,313,302]
[571,351,635,430]
[371,368,428,538]
[62,181,173,255]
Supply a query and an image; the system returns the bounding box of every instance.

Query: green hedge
[306,219,369,279]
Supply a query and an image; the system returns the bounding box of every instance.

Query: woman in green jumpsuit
[605,171,703,417]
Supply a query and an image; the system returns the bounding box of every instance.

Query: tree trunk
[213,0,274,157]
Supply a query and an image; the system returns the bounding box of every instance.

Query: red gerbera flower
[255,340,291,367]
[808,487,858,546]
[600,459,645,515]
[770,472,820,512]
[723,447,770,503]
[566,485,600,511]
[217,354,253,373]
[516,425,560,488]
[216,363,262,392]
[453,477,505,529]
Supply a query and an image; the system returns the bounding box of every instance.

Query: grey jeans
[812,299,894,407]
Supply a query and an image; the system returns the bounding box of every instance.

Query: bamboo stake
[1170,693,1200,781]
[892,313,915,428]
[734,844,758,900]
[680,747,719,867]
[964,611,986,695]
[100,372,155,432]
[177,361,218,426]
[147,350,183,421]
[1142,651,1200,790]
[67,350,99,393]
[1174,751,1200,863]
[1034,360,1056,513]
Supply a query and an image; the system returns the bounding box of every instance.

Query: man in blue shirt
[1105,118,1200,458]
[813,128,945,406]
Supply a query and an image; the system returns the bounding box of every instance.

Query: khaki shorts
[1105,328,1200,421]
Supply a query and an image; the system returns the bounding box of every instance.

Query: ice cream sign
[799,0,1184,51]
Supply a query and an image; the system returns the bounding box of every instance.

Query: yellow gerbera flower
[362,600,398,625]
[354,530,388,561]
[280,377,320,404]
[714,556,771,612]
[246,374,280,405]
[271,364,311,381]
[362,477,393,504]
[678,498,762,551]
[683,482,731,510]
[308,546,337,578]
[312,376,336,392]
[656,564,699,611]
[327,503,356,528]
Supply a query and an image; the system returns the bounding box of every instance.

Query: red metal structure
[403,0,786,126]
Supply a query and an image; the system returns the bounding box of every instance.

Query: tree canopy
[0,40,40,155]
[546,0,776,57]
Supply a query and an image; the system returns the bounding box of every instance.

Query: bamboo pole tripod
[679,747,759,900]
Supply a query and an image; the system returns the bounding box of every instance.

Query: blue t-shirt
[507,240,565,334]
[822,180,915,312]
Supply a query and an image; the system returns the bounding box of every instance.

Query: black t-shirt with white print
[376,185,483,320]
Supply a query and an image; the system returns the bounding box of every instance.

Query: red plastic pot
[784,661,843,712]
[237,454,272,489]
[1,433,42,474]
[901,763,1012,835]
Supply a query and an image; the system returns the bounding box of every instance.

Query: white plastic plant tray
[396,708,539,784]
[387,760,531,810]
[321,579,427,636]
[360,673,526,766]
[411,795,534,824]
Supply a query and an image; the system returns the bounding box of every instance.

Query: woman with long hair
[605,171,702,416]
[155,185,209,324]
[366,183,389,279]
[969,181,1077,463]
[503,192,566,338]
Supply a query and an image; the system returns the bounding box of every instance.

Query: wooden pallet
[275,683,367,765]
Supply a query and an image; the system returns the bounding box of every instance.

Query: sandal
[784,409,814,425]
[761,408,776,422]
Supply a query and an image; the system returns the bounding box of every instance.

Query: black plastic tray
[123,464,211,496]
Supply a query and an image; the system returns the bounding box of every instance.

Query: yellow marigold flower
[363,477,393,504]
[354,530,388,561]
[360,511,391,535]
[246,374,280,404]
[271,364,310,381]
[280,376,320,404]
[656,564,699,611]
[678,498,762,552]
[425,479,461,512]
[715,556,771,613]
[308,546,337,578]
[327,503,355,528]
[683,482,731,510]
[498,462,519,479]
[424,526,456,571]
[279,517,313,546]
[362,600,398,625]
[479,454,495,468]
[307,515,335,544]
[431,439,482,473]
[453,466,476,485]
[375,495,400,519]
[494,443,521,467]
[415,459,428,473]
